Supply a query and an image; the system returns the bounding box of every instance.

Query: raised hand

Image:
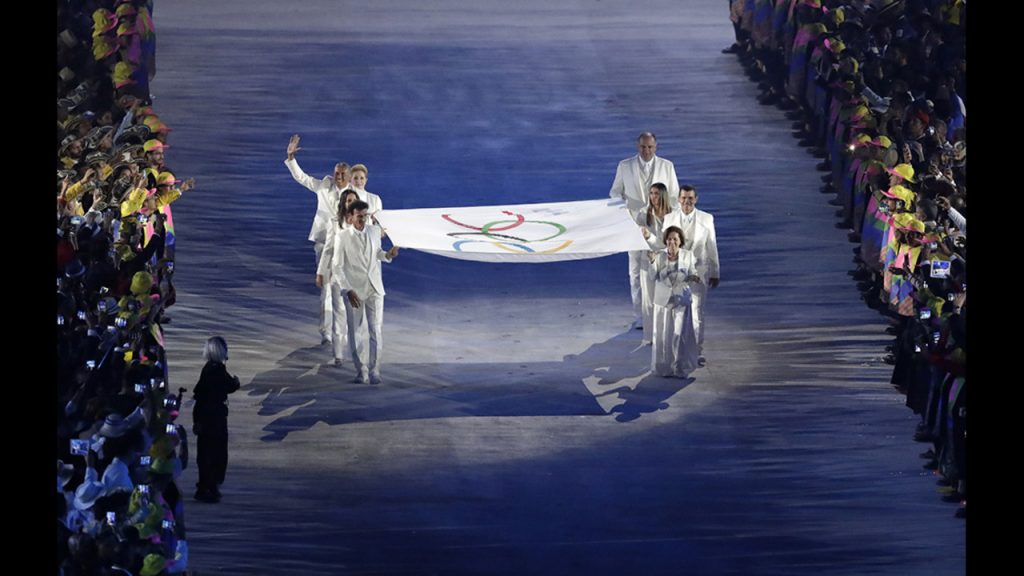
[287,134,302,160]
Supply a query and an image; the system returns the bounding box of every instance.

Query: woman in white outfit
[636,182,672,345]
[649,226,701,378]
[317,189,361,366]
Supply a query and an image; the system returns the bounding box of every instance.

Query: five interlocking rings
[442,211,574,254]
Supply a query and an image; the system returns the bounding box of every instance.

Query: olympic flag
[373,199,650,263]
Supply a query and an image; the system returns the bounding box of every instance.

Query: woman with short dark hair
[649,226,701,378]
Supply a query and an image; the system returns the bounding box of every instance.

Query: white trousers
[651,301,698,378]
[344,291,384,378]
[314,242,333,338]
[628,250,644,322]
[638,254,655,343]
[327,284,350,362]
[690,281,708,355]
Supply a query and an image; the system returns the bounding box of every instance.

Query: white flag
[374,199,649,263]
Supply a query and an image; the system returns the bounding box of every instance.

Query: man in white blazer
[664,185,720,364]
[317,201,399,385]
[284,134,350,345]
[609,132,680,329]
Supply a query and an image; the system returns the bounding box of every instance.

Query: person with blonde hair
[636,182,672,345]
[345,163,383,223]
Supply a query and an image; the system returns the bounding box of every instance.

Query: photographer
[192,336,241,503]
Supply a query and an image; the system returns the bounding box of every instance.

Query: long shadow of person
[599,374,696,422]
[247,329,680,441]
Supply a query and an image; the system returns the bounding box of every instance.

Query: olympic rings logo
[441,210,574,254]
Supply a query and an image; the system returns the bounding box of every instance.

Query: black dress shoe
[885,326,898,335]
[922,459,939,470]
[194,490,219,503]
[919,449,936,459]
[721,44,741,54]
[816,161,832,171]
[847,232,861,243]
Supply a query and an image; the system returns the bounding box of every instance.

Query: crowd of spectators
[726,0,967,518]
[57,1,199,573]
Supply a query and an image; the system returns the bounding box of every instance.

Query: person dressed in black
[192,336,240,503]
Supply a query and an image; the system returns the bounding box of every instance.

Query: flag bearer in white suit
[664,185,720,364]
[609,132,679,330]
[317,201,399,385]
[284,134,349,345]
[649,226,701,378]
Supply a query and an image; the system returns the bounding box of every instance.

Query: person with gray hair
[192,336,240,503]
[285,134,351,345]
[609,132,680,331]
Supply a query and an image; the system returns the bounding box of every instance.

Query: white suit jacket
[650,249,699,308]
[284,158,345,244]
[663,208,720,282]
[609,155,680,217]
[350,188,384,224]
[317,224,392,297]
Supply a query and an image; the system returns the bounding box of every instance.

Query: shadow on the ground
[245,331,696,440]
